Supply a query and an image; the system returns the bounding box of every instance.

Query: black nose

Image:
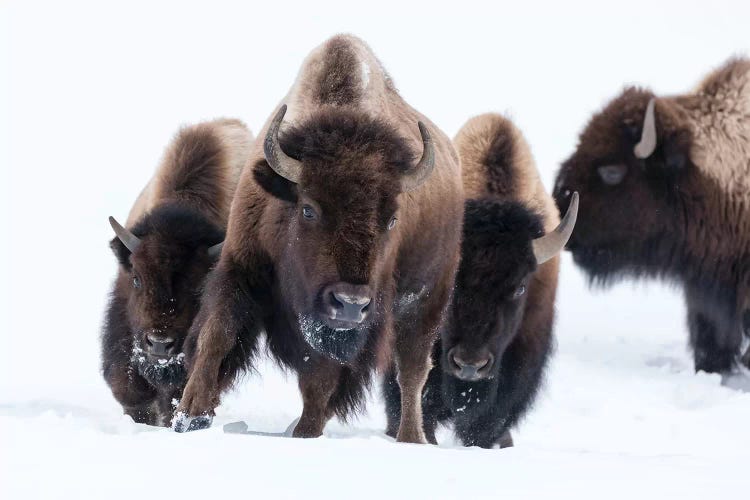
[145,333,177,357]
[448,347,494,381]
[322,283,372,325]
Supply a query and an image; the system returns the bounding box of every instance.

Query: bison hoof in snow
[172,412,213,433]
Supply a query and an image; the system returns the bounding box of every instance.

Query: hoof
[172,412,213,433]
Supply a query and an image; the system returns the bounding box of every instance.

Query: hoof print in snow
[223,421,249,434]
[172,412,213,433]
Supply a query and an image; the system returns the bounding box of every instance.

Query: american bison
[173,35,464,443]
[384,114,577,447]
[103,119,252,426]
[553,57,750,374]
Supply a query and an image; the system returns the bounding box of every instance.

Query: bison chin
[130,340,187,390]
[441,373,498,416]
[298,316,369,364]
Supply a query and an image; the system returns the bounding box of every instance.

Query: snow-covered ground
[2,1,749,498]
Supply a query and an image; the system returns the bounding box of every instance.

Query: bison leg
[497,430,514,449]
[394,278,453,444]
[685,285,742,374]
[742,311,750,369]
[381,365,402,439]
[393,338,432,444]
[293,359,342,438]
[175,264,263,431]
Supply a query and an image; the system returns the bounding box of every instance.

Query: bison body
[103,119,252,425]
[175,35,463,443]
[554,58,750,373]
[384,114,575,447]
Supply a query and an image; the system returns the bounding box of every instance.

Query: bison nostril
[449,349,493,380]
[330,292,371,323]
[146,334,176,356]
[475,357,491,371]
[332,292,371,309]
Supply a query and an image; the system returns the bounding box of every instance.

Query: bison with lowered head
[554,57,750,374]
[173,35,463,443]
[103,119,252,426]
[384,114,577,447]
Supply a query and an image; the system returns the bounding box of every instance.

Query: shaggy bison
[103,119,252,426]
[173,35,463,443]
[384,114,577,447]
[554,57,750,374]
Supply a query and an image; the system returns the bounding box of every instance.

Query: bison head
[109,205,223,387]
[253,105,435,363]
[443,195,577,382]
[553,88,693,284]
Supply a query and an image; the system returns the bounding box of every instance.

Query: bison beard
[130,339,187,389]
[298,316,367,364]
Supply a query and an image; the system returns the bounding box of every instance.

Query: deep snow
[2,1,750,498]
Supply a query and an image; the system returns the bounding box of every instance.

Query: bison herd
[103,35,750,448]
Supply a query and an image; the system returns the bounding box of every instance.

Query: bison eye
[597,164,627,185]
[301,205,317,221]
[132,276,141,289]
[387,217,398,230]
[513,285,526,298]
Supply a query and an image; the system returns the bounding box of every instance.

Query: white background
[2,1,749,498]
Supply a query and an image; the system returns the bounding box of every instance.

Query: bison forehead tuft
[280,108,417,179]
[458,200,543,296]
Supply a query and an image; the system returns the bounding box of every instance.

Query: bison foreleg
[685,285,743,373]
[394,277,452,444]
[175,265,263,432]
[393,334,434,444]
[293,359,342,438]
[742,310,750,369]
[381,365,401,439]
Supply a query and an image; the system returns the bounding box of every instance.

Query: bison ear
[253,160,297,203]
[109,237,132,270]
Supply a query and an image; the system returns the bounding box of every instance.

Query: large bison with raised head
[553,57,750,374]
[174,35,464,443]
[103,119,252,426]
[384,113,576,447]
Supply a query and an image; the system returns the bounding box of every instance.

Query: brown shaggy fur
[384,114,560,447]
[175,35,463,443]
[102,119,253,426]
[554,57,750,373]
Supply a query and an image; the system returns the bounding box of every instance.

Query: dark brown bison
[553,57,750,374]
[173,35,464,443]
[384,114,577,447]
[103,119,252,426]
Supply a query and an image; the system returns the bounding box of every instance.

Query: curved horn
[207,241,223,260]
[634,98,657,159]
[401,122,436,192]
[532,192,579,265]
[263,104,302,183]
[109,216,141,253]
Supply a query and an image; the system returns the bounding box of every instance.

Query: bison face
[254,107,435,363]
[109,206,223,387]
[442,199,577,382]
[553,88,693,284]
